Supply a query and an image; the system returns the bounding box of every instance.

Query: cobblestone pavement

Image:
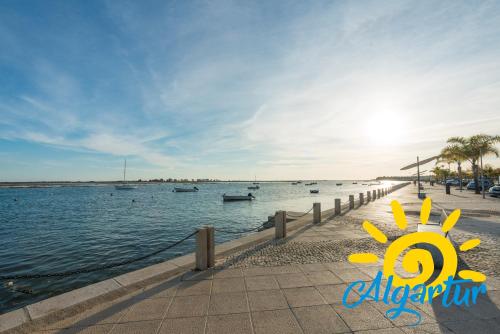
[8,184,500,334]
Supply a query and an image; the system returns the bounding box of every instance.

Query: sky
[1,0,500,181]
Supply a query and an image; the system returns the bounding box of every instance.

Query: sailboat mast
[124,159,127,182]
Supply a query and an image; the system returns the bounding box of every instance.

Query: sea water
[0,180,395,313]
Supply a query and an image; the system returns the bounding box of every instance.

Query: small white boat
[248,185,260,190]
[173,186,199,192]
[115,184,137,190]
[223,193,255,201]
[115,159,137,190]
[310,189,319,194]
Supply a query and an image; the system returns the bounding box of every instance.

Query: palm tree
[439,144,468,191]
[447,134,500,194]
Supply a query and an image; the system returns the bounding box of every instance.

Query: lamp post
[480,148,485,199]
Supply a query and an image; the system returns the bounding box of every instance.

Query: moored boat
[248,185,260,190]
[115,159,137,190]
[223,193,255,201]
[173,186,199,192]
[310,189,319,194]
[336,183,343,186]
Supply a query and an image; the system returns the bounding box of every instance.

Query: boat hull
[115,184,137,190]
[173,187,199,192]
[223,195,254,201]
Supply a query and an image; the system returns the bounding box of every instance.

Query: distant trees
[438,134,500,193]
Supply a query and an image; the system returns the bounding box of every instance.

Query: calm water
[0,180,394,313]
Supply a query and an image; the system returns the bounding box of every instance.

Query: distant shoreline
[0,179,384,188]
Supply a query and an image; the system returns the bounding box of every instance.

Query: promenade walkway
[3,184,500,333]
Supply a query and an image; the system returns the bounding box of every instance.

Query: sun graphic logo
[342,198,487,325]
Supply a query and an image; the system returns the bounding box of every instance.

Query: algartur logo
[342,198,487,326]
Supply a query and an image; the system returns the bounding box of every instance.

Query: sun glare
[363,112,406,145]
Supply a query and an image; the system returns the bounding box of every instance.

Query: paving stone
[206,313,253,334]
[120,297,171,322]
[306,271,342,285]
[353,328,405,333]
[208,291,249,315]
[462,294,500,319]
[275,273,312,288]
[333,268,373,283]
[316,284,360,304]
[110,320,161,334]
[283,287,327,307]
[268,265,303,275]
[182,270,214,281]
[400,322,453,334]
[368,301,435,327]
[243,267,276,276]
[245,275,280,291]
[358,266,384,279]
[248,290,289,311]
[332,302,393,331]
[292,304,350,333]
[176,280,212,296]
[142,280,179,298]
[158,316,206,334]
[166,295,209,318]
[299,263,329,272]
[212,277,246,293]
[213,268,243,278]
[252,309,303,334]
[43,300,130,329]
[324,262,356,271]
[411,301,475,323]
[443,318,500,334]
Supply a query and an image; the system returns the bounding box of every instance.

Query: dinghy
[336,183,343,186]
[223,193,255,201]
[310,189,319,194]
[173,186,199,192]
[248,185,260,190]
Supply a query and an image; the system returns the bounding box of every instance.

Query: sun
[348,198,485,298]
[363,111,407,146]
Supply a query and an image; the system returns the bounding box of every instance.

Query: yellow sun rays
[348,253,379,264]
[348,198,486,283]
[458,270,486,282]
[362,221,387,243]
[390,200,407,230]
[420,198,431,225]
[442,209,461,233]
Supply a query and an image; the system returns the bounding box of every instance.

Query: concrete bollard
[349,195,354,209]
[313,202,321,224]
[335,198,341,215]
[275,210,287,239]
[372,190,376,200]
[195,227,208,270]
[367,191,371,202]
[359,193,364,205]
[206,226,215,268]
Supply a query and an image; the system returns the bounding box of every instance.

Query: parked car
[466,180,493,191]
[445,179,460,186]
[489,186,500,197]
